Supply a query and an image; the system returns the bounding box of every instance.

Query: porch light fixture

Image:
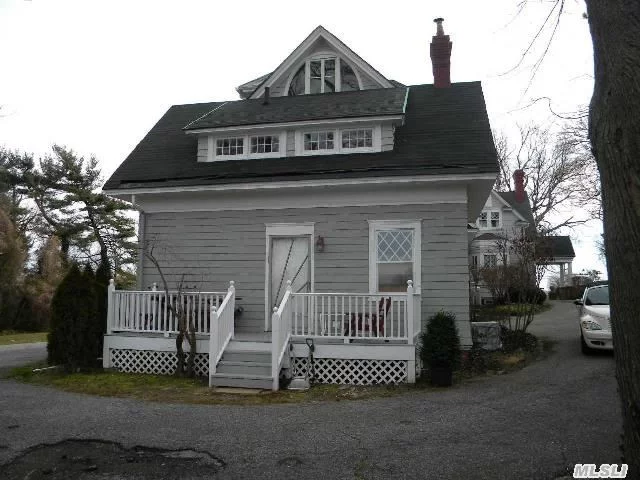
[315,235,325,252]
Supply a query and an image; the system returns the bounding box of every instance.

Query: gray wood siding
[141,203,471,345]
[381,124,394,151]
[197,135,208,162]
[286,130,295,156]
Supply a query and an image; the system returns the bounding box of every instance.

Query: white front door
[267,236,311,330]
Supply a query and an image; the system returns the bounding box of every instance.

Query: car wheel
[581,334,594,355]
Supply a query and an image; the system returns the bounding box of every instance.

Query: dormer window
[216,137,244,156]
[288,57,361,95]
[304,131,334,151]
[478,210,501,229]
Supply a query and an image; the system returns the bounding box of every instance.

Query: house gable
[245,26,394,99]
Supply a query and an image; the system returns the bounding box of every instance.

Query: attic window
[478,210,501,229]
[288,57,360,95]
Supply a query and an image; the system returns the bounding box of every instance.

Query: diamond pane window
[490,211,500,227]
[376,229,414,292]
[377,230,413,262]
[478,212,488,228]
[484,254,497,268]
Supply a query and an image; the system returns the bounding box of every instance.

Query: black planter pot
[430,364,453,387]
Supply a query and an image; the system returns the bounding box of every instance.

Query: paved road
[0,342,47,375]
[0,302,622,479]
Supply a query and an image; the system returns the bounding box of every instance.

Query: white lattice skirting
[292,357,408,385]
[109,349,209,377]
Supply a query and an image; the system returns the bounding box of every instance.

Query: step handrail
[209,281,235,386]
[271,281,293,391]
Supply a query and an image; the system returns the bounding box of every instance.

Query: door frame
[265,223,315,331]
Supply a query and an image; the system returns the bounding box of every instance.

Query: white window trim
[478,209,502,230]
[368,220,421,295]
[205,132,286,162]
[264,223,315,331]
[285,54,363,96]
[295,125,381,156]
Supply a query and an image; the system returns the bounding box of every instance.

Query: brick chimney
[513,169,525,203]
[430,17,452,88]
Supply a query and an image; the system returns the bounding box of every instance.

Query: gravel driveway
[0,301,622,479]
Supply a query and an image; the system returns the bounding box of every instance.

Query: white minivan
[574,283,612,354]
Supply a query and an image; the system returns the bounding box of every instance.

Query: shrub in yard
[500,326,538,353]
[419,311,462,371]
[48,264,101,370]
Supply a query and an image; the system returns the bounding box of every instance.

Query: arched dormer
[285,53,362,95]
[241,26,394,100]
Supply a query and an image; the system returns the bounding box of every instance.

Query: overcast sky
[0,0,604,278]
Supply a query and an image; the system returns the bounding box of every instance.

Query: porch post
[209,305,219,386]
[559,264,565,287]
[107,279,115,335]
[567,262,573,285]
[406,280,416,384]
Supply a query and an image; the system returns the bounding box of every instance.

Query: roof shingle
[184,88,407,130]
[103,82,498,191]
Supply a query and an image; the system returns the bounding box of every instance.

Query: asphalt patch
[0,439,225,480]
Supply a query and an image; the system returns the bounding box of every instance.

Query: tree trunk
[586,1,640,474]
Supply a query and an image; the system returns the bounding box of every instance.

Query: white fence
[271,281,293,391]
[209,282,236,383]
[107,280,226,335]
[288,281,416,342]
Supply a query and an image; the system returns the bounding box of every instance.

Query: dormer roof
[184,87,407,132]
[245,25,394,99]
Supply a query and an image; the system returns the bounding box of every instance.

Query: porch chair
[344,296,392,337]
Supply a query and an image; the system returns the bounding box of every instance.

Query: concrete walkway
[0,301,622,479]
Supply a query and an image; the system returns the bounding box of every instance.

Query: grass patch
[7,366,413,405]
[8,337,555,404]
[0,331,48,345]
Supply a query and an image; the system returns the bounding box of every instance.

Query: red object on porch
[344,297,392,336]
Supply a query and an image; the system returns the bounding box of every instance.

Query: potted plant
[419,311,461,387]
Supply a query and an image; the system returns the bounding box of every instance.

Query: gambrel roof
[103,82,498,191]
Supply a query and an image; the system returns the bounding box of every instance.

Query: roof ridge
[183,102,229,130]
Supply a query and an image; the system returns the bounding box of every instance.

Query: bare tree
[494,124,600,233]
[143,242,199,377]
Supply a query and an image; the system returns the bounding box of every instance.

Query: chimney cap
[433,17,445,36]
[433,17,444,23]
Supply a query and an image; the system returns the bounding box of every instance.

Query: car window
[585,286,609,306]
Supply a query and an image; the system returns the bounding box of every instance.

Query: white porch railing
[271,281,293,391]
[209,281,236,383]
[289,281,416,342]
[106,280,226,336]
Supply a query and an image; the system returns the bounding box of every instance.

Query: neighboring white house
[101,21,499,390]
[469,177,576,304]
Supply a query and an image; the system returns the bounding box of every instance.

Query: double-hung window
[478,210,501,229]
[369,221,421,293]
[342,129,373,149]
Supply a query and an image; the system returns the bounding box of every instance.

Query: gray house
[102,22,498,389]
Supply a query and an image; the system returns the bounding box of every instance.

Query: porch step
[210,340,275,389]
[221,350,271,364]
[216,360,271,377]
[225,340,271,353]
[210,373,273,390]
